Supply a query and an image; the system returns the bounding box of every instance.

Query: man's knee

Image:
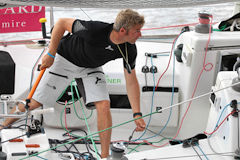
[23,98,42,111]
[95,100,110,114]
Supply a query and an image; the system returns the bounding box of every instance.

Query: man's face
[124,24,143,44]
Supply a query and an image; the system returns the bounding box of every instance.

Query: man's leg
[1,99,42,128]
[95,100,112,158]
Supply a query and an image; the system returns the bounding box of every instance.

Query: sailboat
[0,0,240,160]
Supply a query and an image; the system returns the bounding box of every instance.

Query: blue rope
[209,101,240,138]
[36,155,48,160]
[195,143,209,160]
[134,55,156,141]
[30,47,46,90]
[135,32,183,141]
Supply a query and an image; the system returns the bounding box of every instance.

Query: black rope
[0,133,27,144]
[238,110,240,148]
[49,128,100,159]
[191,145,203,160]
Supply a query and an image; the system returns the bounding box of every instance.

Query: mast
[49,7,54,29]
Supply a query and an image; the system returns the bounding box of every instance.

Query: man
[1,9,146,158]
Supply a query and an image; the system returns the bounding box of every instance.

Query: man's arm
[124,68,146,131]
[40,18,75,70]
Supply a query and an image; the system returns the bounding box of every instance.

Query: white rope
[157,80,240,113]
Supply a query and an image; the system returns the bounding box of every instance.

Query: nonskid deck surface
[125,138,235,160]
[0,40,175,159]
[0,114,178,159]
[45,120,178,159]
[0,116,236,160]
[1,31,240,159]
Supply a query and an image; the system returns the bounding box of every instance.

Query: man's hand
[134,115,146,132]
[40,54,54,70]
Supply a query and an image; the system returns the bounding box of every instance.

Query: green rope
[127,137,168,154]
[56,81,93,120]
[60,100,81,138]
[58,80,94,138]
[72,80,100,159]
[57,81,96,144]
[128,142,145,154]
[127,147,139,153]
[56,85,71,102]
[20,110,158,160]
[213,24,228,31]
[56,81,100,158]
[69,80,93,120]
[73,101,93,120]
[59,97,98,140]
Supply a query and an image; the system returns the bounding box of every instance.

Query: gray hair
[113,9,145,32]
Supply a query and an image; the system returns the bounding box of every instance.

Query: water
[0,2,236,41]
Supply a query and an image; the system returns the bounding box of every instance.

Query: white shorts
[32,54,110,108]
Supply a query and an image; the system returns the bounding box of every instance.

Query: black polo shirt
[57,19,137,70]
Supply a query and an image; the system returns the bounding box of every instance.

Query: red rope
[142,23,198,31]
[204,110,237,135]
[141,22,217,31]
[146,17,214,148]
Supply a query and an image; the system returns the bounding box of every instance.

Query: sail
[0,3,18,8]
[0,0,238,8]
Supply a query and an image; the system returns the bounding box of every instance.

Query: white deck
[0,32,240,159]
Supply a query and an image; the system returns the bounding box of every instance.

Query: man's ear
[119,27,126,33]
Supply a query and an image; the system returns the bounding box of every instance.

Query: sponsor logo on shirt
[105,45,114,51]
[95,77,106,84]
[105,75,122,84]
